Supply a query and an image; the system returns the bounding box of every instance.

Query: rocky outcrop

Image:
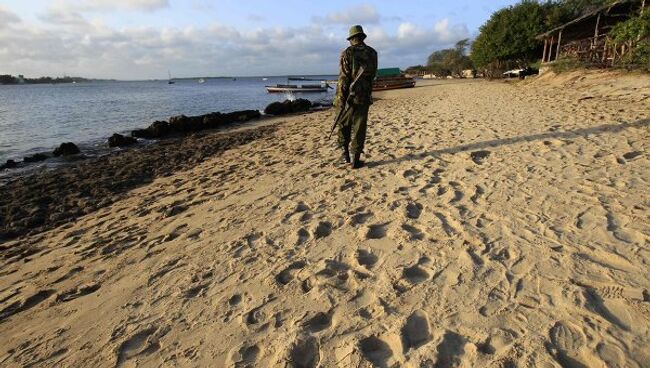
[108,134,138,148]
[131,121,170,139]
[53,142,80,157]
[169,115,203,133]
[24,153,49,163]
[264,99,312,116]
[0,159,18,170]
[131,110,261,140]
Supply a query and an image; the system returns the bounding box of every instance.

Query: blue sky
[0,0,519,79]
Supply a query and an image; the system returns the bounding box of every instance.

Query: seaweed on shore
[0,125,277,244]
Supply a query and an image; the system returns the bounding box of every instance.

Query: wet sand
[1,71,649,367]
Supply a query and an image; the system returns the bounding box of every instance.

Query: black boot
[351,152,364,169]
[342,147,351,164]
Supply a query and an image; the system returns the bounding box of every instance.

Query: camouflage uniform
[335,42,378,157]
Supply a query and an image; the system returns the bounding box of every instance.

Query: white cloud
[0,5,470,79]
[51,0,170,13]
[0,6,21,27]
[313,4,381,25]
[39,9,89,26]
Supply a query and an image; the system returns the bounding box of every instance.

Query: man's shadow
[367,118,649,168]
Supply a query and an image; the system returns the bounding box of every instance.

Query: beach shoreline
[1,73,649,367]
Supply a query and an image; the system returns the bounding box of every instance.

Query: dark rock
[292,98,312,113]
[264,99,312,116]
[470,150,491,164]
[169,115,203,133]
[225,109,261,122]
[132,120,170,139]
[24,153,49,163]
[1,159,18,170]
[108,134,138,148]
[203,112,226,129]
[53,142,80,157]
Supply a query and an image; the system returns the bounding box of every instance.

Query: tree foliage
[609,10,650,67]
[470,0,620,70]
[426,39,474,77]
[471,1,551,69]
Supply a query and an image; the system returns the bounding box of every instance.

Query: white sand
[1,70,649,367]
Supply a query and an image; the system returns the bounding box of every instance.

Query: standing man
[335,25,378,169]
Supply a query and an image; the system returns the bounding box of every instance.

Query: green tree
[426,39,475,77]
[471,0,551,70]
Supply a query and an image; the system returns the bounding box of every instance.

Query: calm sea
[0,76,336,164]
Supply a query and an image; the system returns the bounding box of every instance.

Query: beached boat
[372,68,415,91]
[265,84,330,93]
[373,77,416,91]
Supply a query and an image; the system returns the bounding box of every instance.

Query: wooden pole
[550,35,555,61]
[556,30,563,61]
[542,38,548,62]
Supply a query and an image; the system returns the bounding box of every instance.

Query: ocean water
[0,76,336,163]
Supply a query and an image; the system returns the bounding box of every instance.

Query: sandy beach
[1,71,649,367]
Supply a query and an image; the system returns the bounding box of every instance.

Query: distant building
[17,75,25,84]
[462,69,476,78]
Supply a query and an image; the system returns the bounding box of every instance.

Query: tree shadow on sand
[367,118,649,168]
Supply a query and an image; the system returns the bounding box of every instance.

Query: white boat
[198,78,205,84]
[265,83,330,93]
[262,77,268,81]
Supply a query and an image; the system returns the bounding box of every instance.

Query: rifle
[328,66,366,140]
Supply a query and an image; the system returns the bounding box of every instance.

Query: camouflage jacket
[335,43,378,107]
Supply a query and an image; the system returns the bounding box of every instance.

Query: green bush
[549,57,585,73]
[609,12,650,68]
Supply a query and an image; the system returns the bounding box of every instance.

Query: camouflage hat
[347,25,367,40]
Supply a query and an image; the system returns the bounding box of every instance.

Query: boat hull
[265,86,328,93]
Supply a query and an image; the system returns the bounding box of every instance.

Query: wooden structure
[537,0,646,66]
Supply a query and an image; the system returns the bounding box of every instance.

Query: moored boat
[265,84,330,93]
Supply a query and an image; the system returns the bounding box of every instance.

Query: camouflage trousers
[337,104,370,155]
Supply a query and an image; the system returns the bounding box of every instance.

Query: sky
[0,0,520,79]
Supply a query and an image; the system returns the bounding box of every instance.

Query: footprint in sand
[349,210,373,226]
[363,223,389,240]
[0,289,55,322]
[356,249,379,270]
[294,228,311,245]
[306,310,334,333]
[55,282,101,303]
[405,202,423,219]
[288,336,321,368]
[312,221,332,239]
[359,334,401,368]
[402,310,433,350]
[434,331,477,368]
[401,224,425,241]
[231,344,260,368]
[283,202,312,224]
[53,266,84,284]
[402,264,431,285]
[276,261,307,286]
[228,294,242,307]
[115,326,161,367]
[480,284,509,317]
[549,320,599,368]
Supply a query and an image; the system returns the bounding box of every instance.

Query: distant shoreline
[0,74,338,84]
